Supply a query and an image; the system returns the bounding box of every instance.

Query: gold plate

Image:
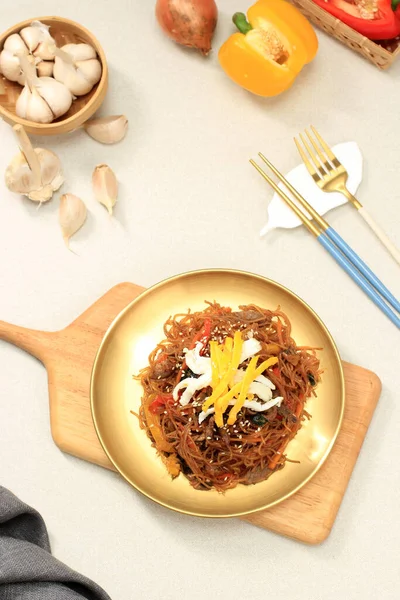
[91,270,345,518]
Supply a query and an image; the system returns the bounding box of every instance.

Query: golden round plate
[91,269,345,518]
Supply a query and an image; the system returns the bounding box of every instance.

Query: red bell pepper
[312,0,400,40]
[149,394,175,414]
[191,318,212,350]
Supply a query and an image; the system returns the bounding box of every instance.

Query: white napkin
[260,142,363,236]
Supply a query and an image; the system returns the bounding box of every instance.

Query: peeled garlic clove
[36,77,73,119]
[4,33,29,56]
[20,26,42,53]
[59,193,87,249]
[84,115,128,144]
[37,60,54,77]
[92,164,118,215]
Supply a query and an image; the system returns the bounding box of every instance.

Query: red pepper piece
[191,318,212,351]
[272,366,281,378]
[312,0,400,40]
[149,394,174,414]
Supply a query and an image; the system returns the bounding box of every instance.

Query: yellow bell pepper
[218,0,318,97]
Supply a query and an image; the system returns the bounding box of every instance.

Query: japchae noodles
[137,302,320,492]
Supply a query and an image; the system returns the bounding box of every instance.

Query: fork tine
[299,133,328,176]
[305,129,334,173]
[294,137,320,182]
[310,126,340,166]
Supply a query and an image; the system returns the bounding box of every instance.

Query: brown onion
[156,0,218,55]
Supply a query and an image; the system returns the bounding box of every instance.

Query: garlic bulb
[84,115,128,144]
[16,56,73,124]
[0,34,37,85]
[5,125,64,203]
[59,193,87,249]
[53,43,102,96]
[0,22,55,84]
[92,164,118,215]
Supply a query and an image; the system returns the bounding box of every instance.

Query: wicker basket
[289,0,400,70]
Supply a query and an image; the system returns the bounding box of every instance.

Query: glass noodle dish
[137,302,321,493]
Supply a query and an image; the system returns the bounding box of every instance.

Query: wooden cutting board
[0,282,381,544]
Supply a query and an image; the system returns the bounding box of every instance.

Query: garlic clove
[92,164,118,215]
[4,33,29,56]
[33,41,56,61]
[15,85,30,118]
[59,193,87,249]
[61,43,97,61]
[53,57,95,96]
[5,153,39,195]
[75,59,102,85]
[16,85,54,124]
[36,148,64,191]
[29,185,55,203]
[20,26,42,53]
[36,77,73,119]
[84,115,128,144]
[37,60,54,77]
[0,50,22,82]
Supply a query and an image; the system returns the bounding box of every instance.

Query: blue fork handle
[325,227,400,314]
[318,233,400,328]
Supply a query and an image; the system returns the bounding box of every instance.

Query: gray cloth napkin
[0,486,111,600]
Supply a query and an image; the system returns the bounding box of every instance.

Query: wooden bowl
[0,16,108,135]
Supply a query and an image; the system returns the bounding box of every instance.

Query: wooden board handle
[0,320,55,362]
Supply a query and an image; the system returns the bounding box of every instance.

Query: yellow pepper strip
[228,331,244,385]
[227,356,259,425]
[218,382,243,413]
[210,341,219,389]
[252,356,278,381]
[218,0,318,98]
[202,331,244,412]
[227,356,279,425]
[202,363,231,411]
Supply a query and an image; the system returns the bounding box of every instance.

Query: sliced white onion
[240,338,262,363]
[233,369,275,392]
[184,342,210,375]
[174,372,212,406]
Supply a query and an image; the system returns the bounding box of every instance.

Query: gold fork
[295,126,400,266]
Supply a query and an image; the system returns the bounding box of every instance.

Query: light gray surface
[0,2,399,599]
